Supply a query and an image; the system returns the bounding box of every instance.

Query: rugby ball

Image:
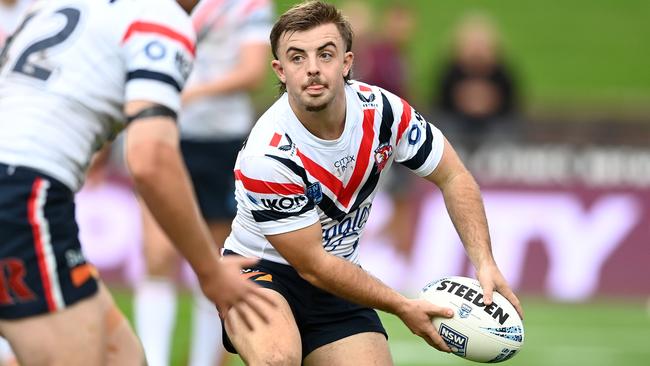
[419,276,524,363]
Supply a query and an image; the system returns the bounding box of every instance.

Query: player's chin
[302,96,329,112]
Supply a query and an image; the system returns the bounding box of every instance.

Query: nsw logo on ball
[438,323,468,357]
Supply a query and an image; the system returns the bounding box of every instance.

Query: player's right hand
[197,256,277,330]
[395,298,454,353]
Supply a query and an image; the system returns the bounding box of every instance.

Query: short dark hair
[270,1,354,93]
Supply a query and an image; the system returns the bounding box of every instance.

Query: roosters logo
[374,143,393,172]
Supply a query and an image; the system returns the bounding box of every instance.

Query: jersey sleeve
[392,98,446,177]
[236,154,319,236]
[121,8,196,112]
[237,0,273,44]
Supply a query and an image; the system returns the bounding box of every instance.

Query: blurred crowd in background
[2,0,648,299]
[1,0,649,364]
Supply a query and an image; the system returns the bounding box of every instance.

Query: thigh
[1,283,143,366]
[0,287,108,366]
[304,332,393,366]
[224,289,301,366]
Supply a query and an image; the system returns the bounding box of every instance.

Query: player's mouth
[306,84,325,94]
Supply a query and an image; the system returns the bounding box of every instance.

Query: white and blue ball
[419,276,524,363]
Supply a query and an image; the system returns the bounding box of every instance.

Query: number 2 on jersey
[0,7,80,81]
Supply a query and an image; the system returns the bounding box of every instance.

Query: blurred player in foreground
[0,0,273,365]
[221,1,524,365]
[134,0,273,365]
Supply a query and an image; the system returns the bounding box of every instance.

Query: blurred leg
[224,289,301,366]
[303,332,393,366]
[0,283,144,366]
[0,337,17,366]
[189,221,231,366]
[134,201,179,366]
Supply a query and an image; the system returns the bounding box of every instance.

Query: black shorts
[180,139,242,221]
[0,164,98,319]
[222,250,387,358]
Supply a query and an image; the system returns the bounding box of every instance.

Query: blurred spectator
[346,1,414,97]
[343,1,418,258]
[434,13,519,150]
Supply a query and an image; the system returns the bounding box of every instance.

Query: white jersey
[225,81,445,265]
[179,0,273,141]
[0,0,195,191]
[0,0,34,46]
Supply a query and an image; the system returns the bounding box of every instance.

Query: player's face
[272,23,353,112]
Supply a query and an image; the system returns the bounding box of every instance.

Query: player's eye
[320,52,333,61]
[291,54,304,63]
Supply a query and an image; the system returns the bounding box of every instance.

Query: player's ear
[342,51,354,78]
[271,59,286,84]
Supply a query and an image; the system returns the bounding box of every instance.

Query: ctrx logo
[261,195,308,212]
[334,155,355,176]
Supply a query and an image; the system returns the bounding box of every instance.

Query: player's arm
[423,138,523,318]
[266,224,452,352]
[124,100,275,324]
[182,42,269,104]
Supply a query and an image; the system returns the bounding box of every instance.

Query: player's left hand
[197,255,278,330]
[476,263,524,319]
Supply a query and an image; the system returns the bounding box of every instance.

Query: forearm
[299,254,408,315]
[439,170,495,269]
[184,44,268,100]
[128,141,219,277]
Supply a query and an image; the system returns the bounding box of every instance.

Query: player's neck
[290,91,347,141]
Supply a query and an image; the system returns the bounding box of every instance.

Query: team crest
[374,143,393,172]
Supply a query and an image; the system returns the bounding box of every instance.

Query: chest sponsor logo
[334,155,355,176]
[322,203,372,253]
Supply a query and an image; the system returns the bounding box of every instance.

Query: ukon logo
[260,195,308,212]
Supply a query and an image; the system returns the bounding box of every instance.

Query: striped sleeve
[393,99,445,177]
[237,0,273,43]
[121,8,196,111]
[237,155,319,235]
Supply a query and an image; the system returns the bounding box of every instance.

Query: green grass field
[111,288,650,366]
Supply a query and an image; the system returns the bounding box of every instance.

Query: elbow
[293,258,326,287]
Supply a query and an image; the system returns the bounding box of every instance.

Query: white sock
[134,277,177,366]
[0,337,16,363]
[188,290,225,366]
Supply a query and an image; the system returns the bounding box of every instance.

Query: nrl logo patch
[459,303,473,319]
